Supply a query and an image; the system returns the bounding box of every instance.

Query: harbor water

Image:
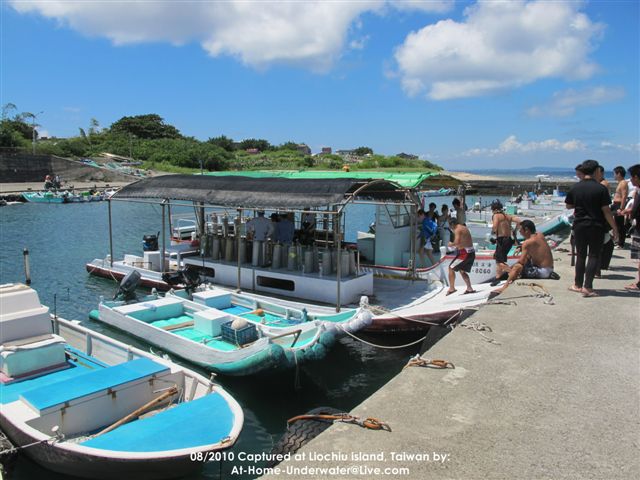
[0,200,444,479]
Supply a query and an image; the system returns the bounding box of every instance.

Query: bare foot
[568,285,582,293]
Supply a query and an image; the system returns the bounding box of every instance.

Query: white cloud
[527,86,625,117]
[350,36,371,51]
[463,135,587,156]
[388,0,455,14]
[599,141,640,153]
[10,1,386,71]
[394,0,604,100]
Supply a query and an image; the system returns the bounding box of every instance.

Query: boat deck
[79,393,235,452]
[0,348,97,405]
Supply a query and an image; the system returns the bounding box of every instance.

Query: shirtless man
[489,199,520,286]
[493,220,555,294]
[611,166,629,248]
[452,198,466,225]
[446,217,476,295]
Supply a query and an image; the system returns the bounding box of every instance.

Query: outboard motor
[143,232,160,251]
[114,270,141,301]
[162,267,202,295]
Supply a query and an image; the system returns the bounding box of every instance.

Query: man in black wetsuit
[565,160,619,297]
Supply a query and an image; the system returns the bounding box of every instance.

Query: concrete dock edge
[263,239,640,479]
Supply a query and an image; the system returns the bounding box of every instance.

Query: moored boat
[89,277,362,375]
[0,283,243,479]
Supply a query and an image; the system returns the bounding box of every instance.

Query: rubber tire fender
[267,406,343,467]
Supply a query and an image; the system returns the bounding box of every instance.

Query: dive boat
[87,174,501,335]
[0,283,243,479]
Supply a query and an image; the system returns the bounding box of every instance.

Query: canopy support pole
[335,208,341,313]
[197,202,205,239]
[161,200,167,274]
[108,199,114,267]
[410,202,417,277]
[236,208,242,292]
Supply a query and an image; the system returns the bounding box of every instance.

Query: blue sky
[2,0,638,170]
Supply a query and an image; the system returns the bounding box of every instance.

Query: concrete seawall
[0,152,136,184]
[264,240,639,479]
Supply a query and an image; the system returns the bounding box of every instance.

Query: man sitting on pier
[446,217,476,295]
[493,220,556,294]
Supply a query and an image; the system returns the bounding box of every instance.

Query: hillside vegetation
[1,106,442,173]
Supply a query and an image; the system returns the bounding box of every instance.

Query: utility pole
[28,111,44,154]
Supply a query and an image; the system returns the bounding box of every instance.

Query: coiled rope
[404,354,455,369]
[458,321,501,345]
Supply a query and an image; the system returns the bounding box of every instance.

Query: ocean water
[467,167,616,181]
[0,201,429,480]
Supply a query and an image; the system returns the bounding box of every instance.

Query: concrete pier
[265,240,639,479]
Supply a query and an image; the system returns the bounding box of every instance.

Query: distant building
[321,147,332,155]
[246,148,260,154]
[297,144,311,155]
[336,149,356,156]
[397,152,418,160]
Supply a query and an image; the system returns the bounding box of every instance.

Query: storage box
[193,310,230,337]
[221,321,258,346]
[192,289,232,309]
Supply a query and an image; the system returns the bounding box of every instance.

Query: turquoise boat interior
[1,347,236,452]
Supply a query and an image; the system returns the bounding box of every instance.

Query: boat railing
[52,316,215,400]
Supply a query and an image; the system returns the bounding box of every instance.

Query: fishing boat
[89,274,366,375]
[22,190,104,204]
[0,283,243,479]
[87,173,499,334]
[22,191,69,203]
[213,278,496,334]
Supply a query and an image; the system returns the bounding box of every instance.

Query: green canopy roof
[202,170,453,189]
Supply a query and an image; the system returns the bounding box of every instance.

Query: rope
[287,413,391,432]
[517,282,555,305]
[486,299,518,306]
[404,354,454,369]
[293,350,301,390]
[338,325,428,349]
[458,321,502,345]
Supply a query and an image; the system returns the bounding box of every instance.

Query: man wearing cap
[490,199,521,286]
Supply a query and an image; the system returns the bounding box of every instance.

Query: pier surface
[265,240,639,479]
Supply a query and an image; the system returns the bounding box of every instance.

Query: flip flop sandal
[582,291,599,298]
[462,289,477,295]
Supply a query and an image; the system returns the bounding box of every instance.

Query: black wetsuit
[565,179,611,289]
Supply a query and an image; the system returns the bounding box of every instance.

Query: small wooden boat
[0,283,243,479]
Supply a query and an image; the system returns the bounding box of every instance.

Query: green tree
[207,135,235,152]
[109,114,182,139]
[239,138,271,152]
[278,141,299,151]
[354,146,373,156]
